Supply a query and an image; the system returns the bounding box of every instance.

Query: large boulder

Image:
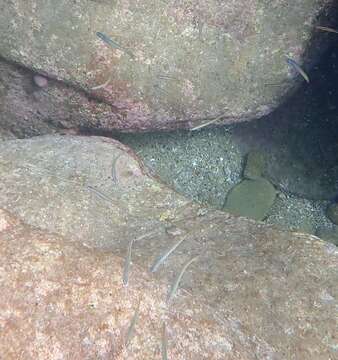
[0,0,335,132]
[0,209,232,359]
[0,135,337,359]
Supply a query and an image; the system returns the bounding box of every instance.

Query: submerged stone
[224,178,276,221]
[326,202,338,225]
[33,74,48,88]
[316,226,338,246]
[243,150,266,180]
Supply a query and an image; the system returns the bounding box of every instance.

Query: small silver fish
[86,185,113,203]
[150,236,186,273]
[316,26,338,34]
[111,154,122,183]
[158,74,180,82]
[191,114,224,131]
[161,322,168,360]
[125,301,140,347]
[167,255,199,303]
[286,56,310,83]
[96,31,135,59]
[123,230,158,285]
[123,238,134,286]
[91,72,113,90]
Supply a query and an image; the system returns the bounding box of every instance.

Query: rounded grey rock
[224,178,276,221]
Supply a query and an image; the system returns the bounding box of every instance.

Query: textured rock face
[0,135,337,359]
[0,209,231,359]
[0,0,335,132]
[0,126,16,140]
[0,59,119,138]
[326,202,338,225]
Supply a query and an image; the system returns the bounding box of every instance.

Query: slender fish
[125,301,141,347]
[161,322,168,360]
[135,230,159,242]
[123,238,135,286]
[191,114,224,131]
[316,26,338,34]
[97,31,125,50]
[96,31,135,59]
[86,185,113,203]
[167,255,199,303]
[285,56,310,83]
[158,74,180,81]
[150,236,186,273]
[91,72,113,90]
[111,154,122,183]
[123,230,158,286]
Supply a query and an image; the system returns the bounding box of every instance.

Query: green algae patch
[224,178,276,221]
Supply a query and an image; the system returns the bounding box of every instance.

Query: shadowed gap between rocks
[2,37,337,241]
[110,39,338,243]
[1,9,338,243]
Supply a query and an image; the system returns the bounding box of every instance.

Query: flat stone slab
[0,135,337,359]
[225,178,276,221]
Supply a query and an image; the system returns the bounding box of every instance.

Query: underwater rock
[224,178,276,221]
[0,209,230,359]
[316,226,338,246]
[0,0,335,132]
[0,127,16,140]
[0,135,336,359]
[0,60,122,138]
[243,150,266,180]
[33,74,48,88]
[326,202,338,225]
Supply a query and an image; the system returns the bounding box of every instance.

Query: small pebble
[33,74,48,88]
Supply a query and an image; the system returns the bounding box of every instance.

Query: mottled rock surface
[0,135,337,359]
[0,0,335,132]
[0,59,118,138]
[0,209,232,359]
[0,126,16,140]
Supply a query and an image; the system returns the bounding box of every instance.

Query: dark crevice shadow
[113,40,338,202]
[231,41,338,200]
